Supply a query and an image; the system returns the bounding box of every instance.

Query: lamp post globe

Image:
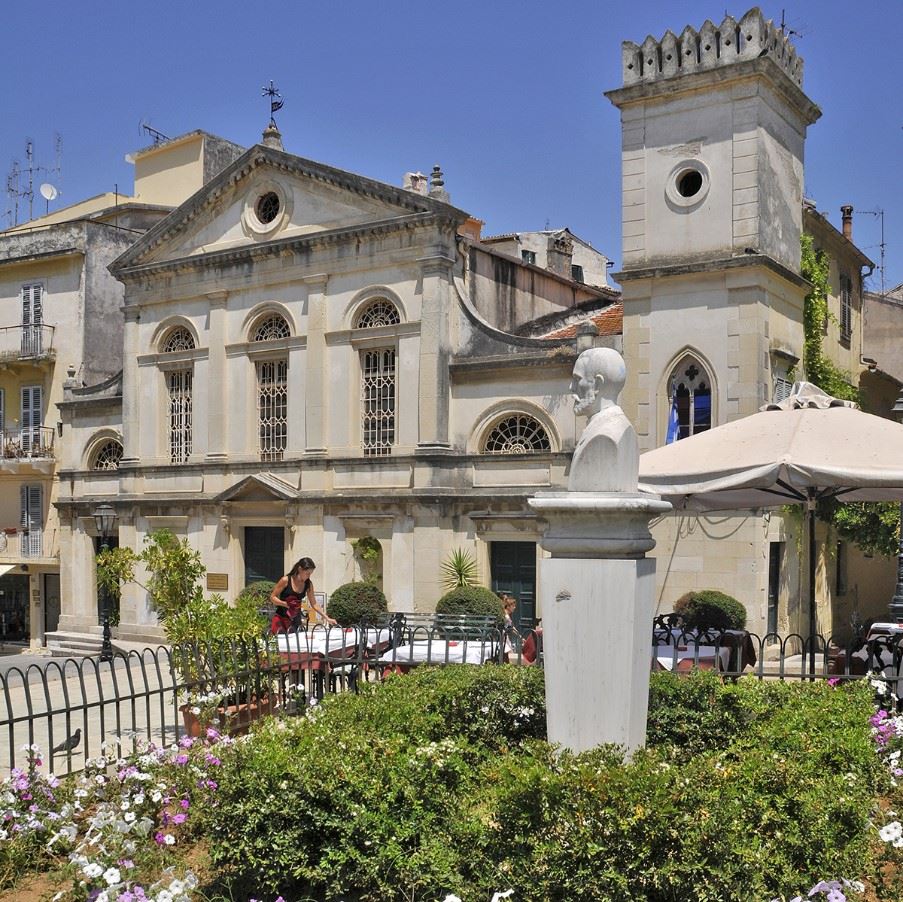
[92,504,118,662]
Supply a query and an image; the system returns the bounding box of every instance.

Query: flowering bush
[0,729,231,900]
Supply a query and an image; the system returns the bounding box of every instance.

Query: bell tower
[605,7,821,446]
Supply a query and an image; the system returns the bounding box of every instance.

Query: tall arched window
[251,314,289,460]
[356,300,400,456]
[666,355,712,443]
[482,414,551,453]
[159,326,195,463]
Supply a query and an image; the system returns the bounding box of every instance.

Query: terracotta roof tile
[541,303,623,340]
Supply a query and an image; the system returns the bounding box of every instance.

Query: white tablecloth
[379,639,496,666]
[653,644,731,671]
[276,628,386,657]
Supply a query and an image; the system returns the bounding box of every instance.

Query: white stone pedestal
[529,492,671,754]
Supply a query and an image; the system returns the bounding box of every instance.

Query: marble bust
[568,347,638,493]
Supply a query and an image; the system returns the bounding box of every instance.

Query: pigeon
[52,728,81,755]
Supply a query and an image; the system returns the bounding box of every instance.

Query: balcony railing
[1,427,55,459]
[0,325,56,362]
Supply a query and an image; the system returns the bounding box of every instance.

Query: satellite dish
[39,183,58,201]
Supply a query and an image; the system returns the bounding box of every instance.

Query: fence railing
[0,623,896,776]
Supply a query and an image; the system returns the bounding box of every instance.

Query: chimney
[841,204,853,241]
[402,172,429,196]
[546,230,574,278]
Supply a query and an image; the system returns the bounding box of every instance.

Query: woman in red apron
[269,557,335,634]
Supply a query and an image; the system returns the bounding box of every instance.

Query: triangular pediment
[214,473,298,503]
[113,145,468,272]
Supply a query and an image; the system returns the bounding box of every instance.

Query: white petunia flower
[102,866,121,886]
[880,820,903,842]
[82,862,104,879]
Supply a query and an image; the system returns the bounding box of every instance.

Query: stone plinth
[529,491,671,753]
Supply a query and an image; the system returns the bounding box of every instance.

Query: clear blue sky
[2,1,899,290]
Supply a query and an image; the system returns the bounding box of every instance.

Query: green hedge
[207,668,882,901]
[435,585,504,621]
[326,581,388,626]
[673,589,748,630]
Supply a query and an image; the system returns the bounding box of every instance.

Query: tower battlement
[621,8,803,88]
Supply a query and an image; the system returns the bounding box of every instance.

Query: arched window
[356,300,400,329]
[91,439,123,470]
[666,355,712,443]
[252,314,290,342]
[161,327,195,353]
[482,415,551,454]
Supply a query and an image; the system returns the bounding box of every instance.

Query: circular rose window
[255,191,281,224]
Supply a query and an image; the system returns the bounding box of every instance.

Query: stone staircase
[43,631,104,658]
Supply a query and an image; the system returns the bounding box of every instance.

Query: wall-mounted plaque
[206,573,229,591]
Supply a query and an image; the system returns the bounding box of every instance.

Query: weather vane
[262,81,284,127]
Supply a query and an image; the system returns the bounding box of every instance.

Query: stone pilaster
[205,291,229,461]
[303,275,329,455]
[415,254,454,452]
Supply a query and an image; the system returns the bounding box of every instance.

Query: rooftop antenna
[779,9,803,38]
[262,80,284,127]
[856,208,887,295]
[140,121,170,145]
[5,136,63,226]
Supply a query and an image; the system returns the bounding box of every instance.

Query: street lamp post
[93,503,118,662]
[891,392,903,624]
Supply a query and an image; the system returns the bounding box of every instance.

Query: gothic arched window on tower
[666,357,712,443]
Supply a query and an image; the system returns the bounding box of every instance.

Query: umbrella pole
[808,494,817,677]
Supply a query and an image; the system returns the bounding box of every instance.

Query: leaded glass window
[92,439,123,470]
[253,315,290,342]
[483,415,550,453]
[161,327,195,353]
[356,300,400,329]
[257,359,288,461]
[168,369,193,463]
[361,348,396,456]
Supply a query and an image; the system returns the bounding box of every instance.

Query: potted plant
[97,529,274,734]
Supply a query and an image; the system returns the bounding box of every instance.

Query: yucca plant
[440,547,479,591]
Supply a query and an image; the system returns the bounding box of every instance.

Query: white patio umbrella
[638,382,903,671]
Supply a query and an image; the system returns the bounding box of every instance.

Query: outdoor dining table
[828,625,903,684]
[652,643,732,673]
[378,638,499,674]
[653,627,757,672]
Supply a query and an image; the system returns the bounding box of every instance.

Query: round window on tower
[665,159,710,211]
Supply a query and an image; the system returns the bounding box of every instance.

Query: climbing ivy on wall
[800,234,900,557]
[800,234,857,402]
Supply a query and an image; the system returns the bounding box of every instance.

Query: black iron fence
[0,617,897,775]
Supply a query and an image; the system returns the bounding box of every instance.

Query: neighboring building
[0,131,243,648]
[480,229,613,289]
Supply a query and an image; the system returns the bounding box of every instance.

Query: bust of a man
[568,347,638,493]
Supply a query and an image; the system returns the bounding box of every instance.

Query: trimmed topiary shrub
[673,588,747,630]
[435,585,504,621]
[327,580,388,626]
[235,580,276,614]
